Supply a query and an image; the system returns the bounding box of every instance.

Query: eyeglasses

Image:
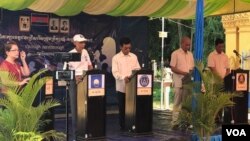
[9,49,20,52]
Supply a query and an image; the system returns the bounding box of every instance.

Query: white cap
[73,34,88,42]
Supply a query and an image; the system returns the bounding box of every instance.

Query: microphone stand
[241,56,243,69]
[65,62,70,141]
[233,50,245,69]
[141,53,145,68]
[136,50,145,68]
[55,52,80,141]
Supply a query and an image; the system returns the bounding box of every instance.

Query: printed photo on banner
[60,18,69,33]
[236,73,248,91]
[49,18,59,33]
[19,16,30,32]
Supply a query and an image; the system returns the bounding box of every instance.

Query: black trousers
[69,80,77,140]
[117,91,125,130]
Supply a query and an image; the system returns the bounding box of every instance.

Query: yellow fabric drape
[28,0,67,13]
[127,0,168,16]
[84,0,121,15]
[235,0,250,13]
[1,0,250,19]
[209,0,235,16]
[168,0,197,19]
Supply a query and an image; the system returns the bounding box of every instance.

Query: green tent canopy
[0,0,250,18]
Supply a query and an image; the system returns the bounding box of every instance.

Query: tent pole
[160,17,165,110]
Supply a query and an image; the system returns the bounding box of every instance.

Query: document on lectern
[137,74,152,95]
[88,74,105,96]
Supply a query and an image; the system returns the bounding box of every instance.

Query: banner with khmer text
[0,9,148,78]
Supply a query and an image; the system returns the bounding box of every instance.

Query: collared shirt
[64,48,92,76]
[112,51,141,93]
[170,48,194,88]
[207,50,229,78]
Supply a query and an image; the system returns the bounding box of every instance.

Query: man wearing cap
[64,34,93,140]
[66,34,93,76]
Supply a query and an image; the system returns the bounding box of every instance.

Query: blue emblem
[139,75,149,87]
[93,79,100,87]
[90,75,102,88]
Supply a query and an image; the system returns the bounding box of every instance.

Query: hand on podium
[125,76,131,83]
[75,75,83,84]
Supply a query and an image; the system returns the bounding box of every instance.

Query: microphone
[27,53,41,57]
[135,48,143,53]
[86,48,95,55]
[233,50,241,57]
[27,52,54,57]
[87,39,93,42]
[233,50,247,61]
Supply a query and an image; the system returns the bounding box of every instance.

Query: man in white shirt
[65,34,93,140]
[112,37,141,130]
[170,36,194,129]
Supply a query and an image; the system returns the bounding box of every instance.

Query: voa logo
[226,129,246,136]
[139,75,149,87]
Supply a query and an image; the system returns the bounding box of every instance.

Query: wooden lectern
[125,69,153,133]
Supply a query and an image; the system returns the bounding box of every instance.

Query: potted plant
[177,61,240,141]
[0,69,65,141]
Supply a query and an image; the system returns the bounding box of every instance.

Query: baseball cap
[73,34,88,42]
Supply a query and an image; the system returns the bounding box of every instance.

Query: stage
[54,107,193,141]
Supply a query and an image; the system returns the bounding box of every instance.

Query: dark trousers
[117,91,125,130]
[69,80,77,140]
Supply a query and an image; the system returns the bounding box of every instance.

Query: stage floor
[54,107,193,141]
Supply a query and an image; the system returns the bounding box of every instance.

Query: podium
[77,69,106,140]
[34,71,54,132]
[125,69,153,133]
[224,69,249,124]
